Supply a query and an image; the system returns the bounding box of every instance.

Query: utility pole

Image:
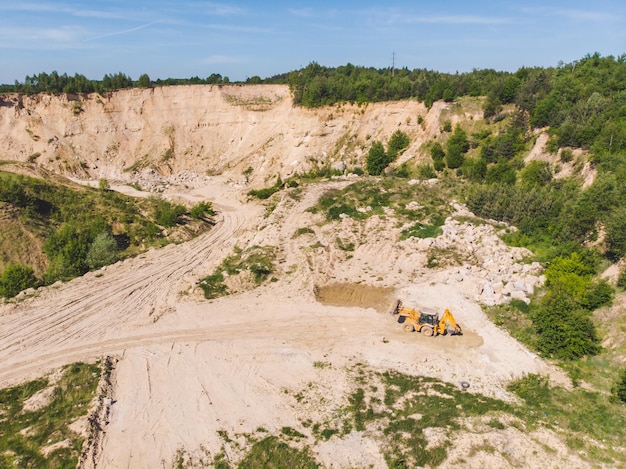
[392,52,396,77]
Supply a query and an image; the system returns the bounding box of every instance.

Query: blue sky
[1,1,625,84]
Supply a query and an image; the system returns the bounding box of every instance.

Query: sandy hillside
[0,86,588,468]
[0,84,477,186]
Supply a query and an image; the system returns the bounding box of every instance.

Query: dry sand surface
[0,174,584,468]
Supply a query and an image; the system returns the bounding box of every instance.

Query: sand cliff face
[0,85,467,185]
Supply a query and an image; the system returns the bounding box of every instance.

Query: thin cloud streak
[87,21,160,41]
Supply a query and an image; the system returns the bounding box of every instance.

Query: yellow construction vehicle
[390,300,463,336]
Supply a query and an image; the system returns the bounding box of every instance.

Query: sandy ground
[0,176,579,468]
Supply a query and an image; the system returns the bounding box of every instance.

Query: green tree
[445,125,469,169]
[137,73,151,88]
[387,130,410,160]
[530,305,600,360]
[430,142,445,161]
[462,157,487,182]
[605,206,626,259]
[366,141,389,175]
[618,268,626,290]
[485,160,516,184]
[483,93,502,119]
[43,223,91,282]
[520,161,552,187]
[0,264,38,298]
[86,232,117,270]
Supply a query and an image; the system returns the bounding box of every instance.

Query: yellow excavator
[391,300,463,337]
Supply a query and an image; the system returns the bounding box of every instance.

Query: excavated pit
[314,283,395,313]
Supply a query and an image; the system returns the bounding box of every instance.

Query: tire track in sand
[0,206,246,387]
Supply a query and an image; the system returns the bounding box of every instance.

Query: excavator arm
[439,309,463,335]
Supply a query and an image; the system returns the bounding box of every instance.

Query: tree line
[0,71,231,95]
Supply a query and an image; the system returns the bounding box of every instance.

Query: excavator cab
[418,311,439,326]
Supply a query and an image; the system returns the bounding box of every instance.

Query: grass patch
[507,373,626,463]
[400,214,445,240]
[237,436,318,469]
[293,227,315,238]
[308,178,454,227]
[0,362,101,468]
[336,238,355,251]
[483,301,536,350]
[199,246,277,299]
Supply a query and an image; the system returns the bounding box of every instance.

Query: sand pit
[0,175,573,468]
[315,283,395,313]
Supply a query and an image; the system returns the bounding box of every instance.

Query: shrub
[86,232,117,270]
[416,164,437,180]
[560,148,574,162]
[366,141,390,175]
[520,160,552,187]
[387,130,410,159]
[43,223,92,282]
[248,177,283,199]
[508,373,551,404]
[199,272,228,299]
[530,305,600,360]
[190,201,215,219]
[152,198,186,227]
[0,263,38,298]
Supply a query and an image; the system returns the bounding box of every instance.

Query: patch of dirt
[315,283,395,313]
[22,386,56,412]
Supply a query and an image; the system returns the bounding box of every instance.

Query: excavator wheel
[421,326,434,337]
[403,323,415,332]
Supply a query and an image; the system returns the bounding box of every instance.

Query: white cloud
[398,14,510,25]
[202,54,240,64]
[288,8,314,18]
[0,25,85,43]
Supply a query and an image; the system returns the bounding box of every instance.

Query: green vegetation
[0,362,101,468]
[237,436,318,469]
[199,246,277,299]
[292,227,315,238]
[400,215,445,240]
[189,201,216,220]
[151,196,186,227]
[0,71,231,95]
[247,166,345,202]
[286,61,520,107]
[0,263,38,297]
[485,252,612,362]
[508,373,626,462]
[0,170,209,297]
[308,178,452,226]
[366,130,410,175]
[614,369,626,403]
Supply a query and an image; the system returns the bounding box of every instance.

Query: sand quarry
[0,85,586,467]
[0,175,582,468]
